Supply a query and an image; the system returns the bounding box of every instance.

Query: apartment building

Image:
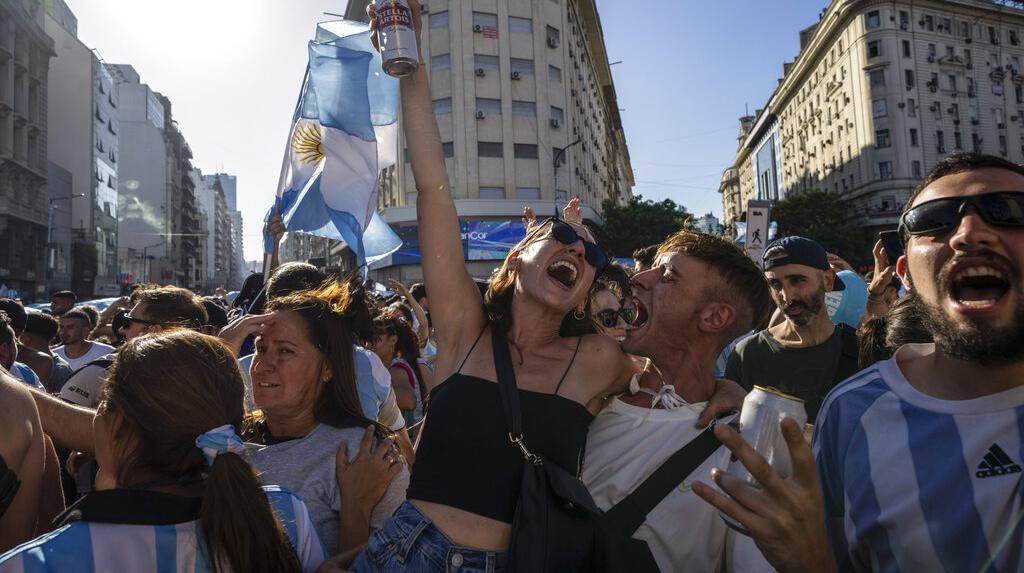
[721,0,1024,234]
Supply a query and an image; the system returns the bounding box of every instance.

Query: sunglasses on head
[899,191,1024,241]
[596,307,635,328]
[540,218,609,271]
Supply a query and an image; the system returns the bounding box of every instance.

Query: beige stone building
[327,0,634,281]
[721,0,1024,233]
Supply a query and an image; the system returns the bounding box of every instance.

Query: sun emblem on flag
[292,123,325,164]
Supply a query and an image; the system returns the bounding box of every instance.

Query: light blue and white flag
[267,20,402,266]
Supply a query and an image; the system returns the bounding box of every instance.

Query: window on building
[549,65,562,82]
[516,187,541,200]
[937,130,946,152]
[908,97,916,116]
[431,54,451,71]
[514,144,538,158]
[876,129,891,148]
[433,98,452,115]
[905,69,915,87]
[903,40,912,58]
[934,101,942,119]
[869,69,885,88]
[546,25,560,46]
[928,44,937,59]
[973,132,983,152]
[479,186,505,199]
[550,106,564,123]
[925,15,934,31]
[478,142,503,157]
[909,128,919,146]
[873,98,888,117]
[965,48,972,66]
[476,98,501,115]
[912,160,923,178]
[475,54,499,71]
[945,45,955,58]
[989,26,1000,44]
[511,101,536,117]
[1000,134,1008,155]
[510,58,534,75]
[960,20,971,37]
[949,74,958,91]
[879,161,894,179]
[473,12,498,28]
[954,131,963,149]
[1012,29,1021,45]
[866,10,880,29]
[969,103,979,121]
[868,40,881,58]
[430,11,449,28]
[951,102,959,118]
[968,77,976,96]
[942,18,952,33]
[501,16,529,35]
[442,142,454,158]
[899,10,909,28]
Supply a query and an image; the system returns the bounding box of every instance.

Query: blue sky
[596,0,828,218]
[69,0,829,260]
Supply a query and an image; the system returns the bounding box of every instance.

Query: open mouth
[630,298,649,330]
[547,260,579,289]
[950,265,1010,309]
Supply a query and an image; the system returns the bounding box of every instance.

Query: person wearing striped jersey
[695,152,1024,572]
[0,330,326,572]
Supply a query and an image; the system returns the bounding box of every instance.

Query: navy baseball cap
[762,236,846,291]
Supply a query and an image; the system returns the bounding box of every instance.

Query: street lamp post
[553,138,583,214]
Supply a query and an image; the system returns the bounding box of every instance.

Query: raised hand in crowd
[692,418,836,573]
[265,213,287,274]
[217,311,275,357]
[825,252,856,275]
[866,239,896,317]
[562,196,584,226]
[385,278,429,344]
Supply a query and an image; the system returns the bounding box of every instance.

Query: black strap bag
[491,328,600,572]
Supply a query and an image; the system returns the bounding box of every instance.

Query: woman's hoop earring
[573,306,586,320]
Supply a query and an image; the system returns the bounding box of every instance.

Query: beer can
[377,0,419,77]
[719,385,807,535]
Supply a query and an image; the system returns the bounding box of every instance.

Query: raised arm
[387,279,429,345]
[374,0,486,362]
[28,387,96,454]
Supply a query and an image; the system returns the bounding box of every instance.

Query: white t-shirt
[54,341,115,372]
[582,396,772,573]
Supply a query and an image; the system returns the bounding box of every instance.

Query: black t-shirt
[724,324,859,423]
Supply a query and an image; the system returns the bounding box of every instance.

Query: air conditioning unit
[550,118,561,128]
[475,68,486,77]
[998,122,1006,128]
[898,101,906,108]
[547,37,559,48]
[476,111,486,119]
[473,24,483,33]
[967,62,974,69]
[511,71,521,80]
[965,37,973,44]
[1013,115,1019,121]
[929,103,938,111]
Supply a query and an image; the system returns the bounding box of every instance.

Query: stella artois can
[377,0,419,77]
[720,385,807,535]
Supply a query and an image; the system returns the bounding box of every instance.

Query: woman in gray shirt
[243,279,409,555]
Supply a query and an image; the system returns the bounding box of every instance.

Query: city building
[721,0,1024,234]
[690,212,723,236]
[1,0,54,300]
[45,0,119,297]
[205,172,237,209]
[307,0,634,281]
[202,172,243,289]
[108,64,200,289]
[193,168,232,290]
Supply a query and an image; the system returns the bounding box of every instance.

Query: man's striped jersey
[0,485,327,572]
[813,344,1024,572]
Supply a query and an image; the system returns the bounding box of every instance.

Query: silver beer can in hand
[720,385,807,534]
[377,0,419,77]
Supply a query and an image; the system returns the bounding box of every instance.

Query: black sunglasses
[596,307,635,328]
[541,218,609,271]
[899,191,1024,241]
[122,313,161,327]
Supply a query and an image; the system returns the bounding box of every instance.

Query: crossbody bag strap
[491,327,540,463]
[603,423,723,536]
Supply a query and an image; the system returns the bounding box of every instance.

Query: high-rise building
[193,168,232,290]
[0,0,54,300]
[204,172,237,210]
[721,0,1024,234]
[227,209,243,289]
[332,0,633,281]
[45,0,119,297]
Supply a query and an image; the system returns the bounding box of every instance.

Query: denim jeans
[350,501,507,573]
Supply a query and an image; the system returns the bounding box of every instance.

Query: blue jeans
[350,501,507,572]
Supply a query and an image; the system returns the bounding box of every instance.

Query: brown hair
[102,330,300,573]
[133,286,208,329]
[264,278,389,436]
[485,220,595,335]
[375,314,426,400]
[657,230,774,345]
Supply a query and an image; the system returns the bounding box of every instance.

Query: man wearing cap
[724,236,859,423]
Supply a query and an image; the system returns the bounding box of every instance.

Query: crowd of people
[1,3,1023,571]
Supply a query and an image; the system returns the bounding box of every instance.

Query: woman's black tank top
[405,329,594,524]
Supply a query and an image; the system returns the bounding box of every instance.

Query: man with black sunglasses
[700,153,1024,572]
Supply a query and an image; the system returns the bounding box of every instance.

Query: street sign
[745,200,772,267]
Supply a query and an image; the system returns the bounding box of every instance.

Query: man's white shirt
[582,396,771,572]
[54,341,115,372]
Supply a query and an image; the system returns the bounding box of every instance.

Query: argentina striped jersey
[813,343,1024,572]
[0,485,327,573]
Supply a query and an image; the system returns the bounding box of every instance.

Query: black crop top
[406,335,594,523]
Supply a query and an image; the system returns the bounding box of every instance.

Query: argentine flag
[267,20,402,266]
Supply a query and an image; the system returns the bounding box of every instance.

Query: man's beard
[780,282,826,327]
[908,269,1024,366]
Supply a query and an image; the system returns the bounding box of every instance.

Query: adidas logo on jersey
[976,444,1022,479]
